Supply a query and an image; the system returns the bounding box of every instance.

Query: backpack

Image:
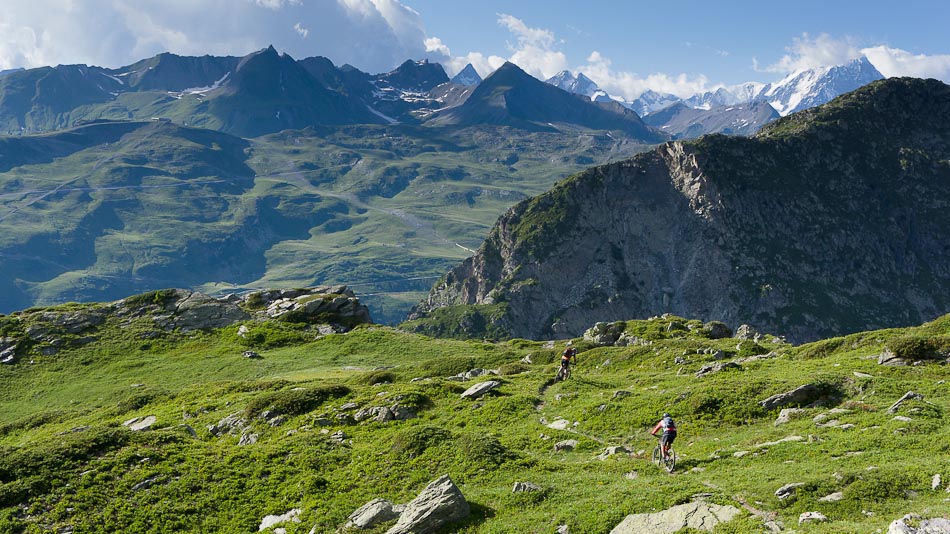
[662,417,676,433]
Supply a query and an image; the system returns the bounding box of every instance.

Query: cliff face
[410,78,950,343]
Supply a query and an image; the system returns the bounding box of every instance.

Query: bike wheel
[663,449,676,473]
[652,445,661,466]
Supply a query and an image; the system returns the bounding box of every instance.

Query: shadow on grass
[446,501,494,532]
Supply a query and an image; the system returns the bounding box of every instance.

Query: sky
[1,0,948,100]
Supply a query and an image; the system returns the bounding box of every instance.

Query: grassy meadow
[1,300,949,533]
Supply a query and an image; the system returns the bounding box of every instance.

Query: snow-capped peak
[762,56,883,116]
[545,71,601,99]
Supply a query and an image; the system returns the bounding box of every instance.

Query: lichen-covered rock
[385,475,470,534]
[343,498,399,530]
[610,500,742,533]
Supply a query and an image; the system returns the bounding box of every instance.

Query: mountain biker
[560,342,577,376]
[650,413,677,459]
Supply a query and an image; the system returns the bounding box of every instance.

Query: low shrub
[885,335,950,360]
[391,425,453,458]
[355,371,396,385]
[415,356,476,378]
[456,432,511,466]
[498,362,530,375]
[244,385,350,419]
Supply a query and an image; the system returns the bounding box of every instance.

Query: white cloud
[761,33,860,73]
[580,51,711,100]
[0,0,430,74]
[862,45,950,82]
[496,13,567,79]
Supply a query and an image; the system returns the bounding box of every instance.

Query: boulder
[123,415,157,431]
[385,475,470,534]
[703,321,732,339]
[170,291,250,331]
[818,492,844,503]
[774,408,805,426]
[584,321,626,346]
[259,509,301,531]
[887,391,924,413]
[799,511,828,524]
[554,439,579,452]
[735,324,760,340]
[512,482,542,493]
[759,383,823,410]
[695,361,741,378]
[342,498,399,530]
[597,446,631,460]
[775,482,805,500]
[208,413,247,436]
[243,350,262,359]
[239,432,258,446]
[888,514,950,534]
[460,381,500,399]
[609,500,742,533]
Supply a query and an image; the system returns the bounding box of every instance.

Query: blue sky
[1,0,948,99]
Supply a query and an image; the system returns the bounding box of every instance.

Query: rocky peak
[410,78,950,343]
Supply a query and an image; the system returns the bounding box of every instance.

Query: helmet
[663,413,671,419]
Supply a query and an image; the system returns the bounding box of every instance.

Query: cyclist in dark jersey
[651,413,677,459]
[560,342,577,374]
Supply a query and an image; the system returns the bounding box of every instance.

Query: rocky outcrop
[342,498,400,530]
[385,475,470,534]
[460,380,500,399]
[759,384,825,410]
[610,500,742,533]
[888,514,950,534]
[412,78,950,343]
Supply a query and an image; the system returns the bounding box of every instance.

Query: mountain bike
[554,364,571,381]
[652,437,676,473]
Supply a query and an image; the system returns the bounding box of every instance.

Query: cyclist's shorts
[660,432,676,446]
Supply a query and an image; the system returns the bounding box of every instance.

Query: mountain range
[408,77,950,343]
[547,57,884,138]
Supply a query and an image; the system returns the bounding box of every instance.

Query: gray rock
[330,430,348,443]
[775,482,805,500]
[511,482,542,493]
[339,402,360,412]
[389,405,416,421]
[460,380,500,399]
[610,500,742,533]
[242,350,262,359]
[584,321,627,346]
[799,511,828,524]
[703,321,732,339]
[554,439,579,452]
[888,514,950,534]
[131,476,163,491]
[612,390,632,399]
[695,361,741,377]
[597,446,631,460]
[123,415,157,431]
[238,432,258,446]
[385,475,470,534]
[887,391,924,413]
[259,509,301,531]
[759,383,823,410]
[343,498,399,530]
[819,492,844,503]
[735,324,759,340]
[208,413,246,436]
[774,408,805,426]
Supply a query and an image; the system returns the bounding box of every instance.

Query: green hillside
[0,120,654,323]
[1,293,948,533]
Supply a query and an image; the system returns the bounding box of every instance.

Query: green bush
[355,371,396,385]
[843,468,921,502]
[885,335,950,360]
[244,385,350,419]
[456,432,511,466]
[233,322,309,348]
[415,356,476,377]
[736,340,769,359]
[114,389,170,415]
[798,337,846,359]
[391,425,453,458]
[498,362,530,375]
[525,349,559,365]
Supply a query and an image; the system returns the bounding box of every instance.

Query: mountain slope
[644,100,781,139]
[429,62,665,141]
[761,57,884,116]
[410,78,950,342]
[1,290,949,532]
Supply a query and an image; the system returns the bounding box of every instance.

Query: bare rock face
[343,498,400,530]
[410,78,950,343]
[759,384,825,410]
[888,514,950,534]
[610,500,742,533]
[385,475,470,534]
